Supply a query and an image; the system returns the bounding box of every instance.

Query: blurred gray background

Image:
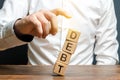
[0,0,119,64]
[114,0,120,64]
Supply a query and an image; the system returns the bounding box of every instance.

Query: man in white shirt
[0,0,119,65]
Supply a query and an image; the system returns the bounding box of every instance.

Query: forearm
[0,20,27,50]
[96,55,119,65]
[94,0,119,65]
[0,0,31,50]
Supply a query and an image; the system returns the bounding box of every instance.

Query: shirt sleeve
[0,0,30,50]
[94,0,119,65]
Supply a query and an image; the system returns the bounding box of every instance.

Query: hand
[14,8,71,38]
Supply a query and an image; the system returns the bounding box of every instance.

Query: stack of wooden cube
[53,29,80,75]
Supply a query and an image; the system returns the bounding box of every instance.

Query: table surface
[0,65,120,80]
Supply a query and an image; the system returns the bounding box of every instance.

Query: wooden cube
[66,29,80,43]
[62,40,77,54]
[57,51,71,65]
[53,29,81,76]
[53,62,67,76]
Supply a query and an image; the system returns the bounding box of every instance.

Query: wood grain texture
[66,29,80,43]
[56,51,71,65]
[53,29,81,76]
[0,65,120,80]
[62,40,77,54]
[53,62,67,76]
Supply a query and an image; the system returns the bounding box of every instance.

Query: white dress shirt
[0,0,119,65]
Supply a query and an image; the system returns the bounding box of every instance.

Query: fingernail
[67,14,72,18]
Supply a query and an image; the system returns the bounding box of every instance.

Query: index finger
[51,8,72,18]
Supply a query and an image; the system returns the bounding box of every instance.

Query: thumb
[51,8,72,18]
